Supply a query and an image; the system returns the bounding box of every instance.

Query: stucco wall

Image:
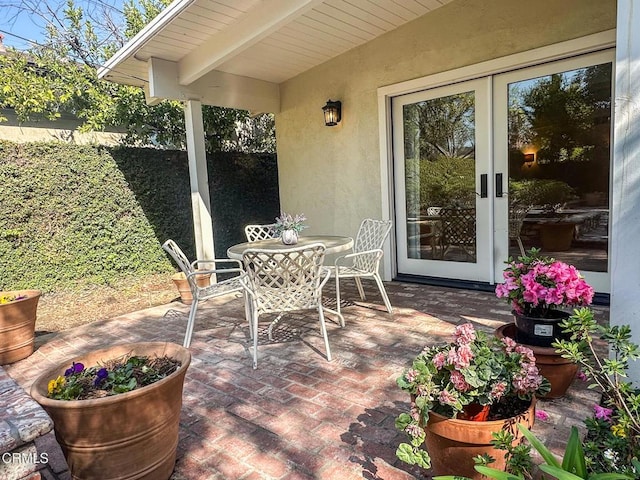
[275,0,616,243]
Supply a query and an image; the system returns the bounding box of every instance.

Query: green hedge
[0,141,279,292]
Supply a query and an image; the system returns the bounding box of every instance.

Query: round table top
[227,235,354,260]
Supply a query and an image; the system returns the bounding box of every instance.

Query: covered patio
[6,282,605,479]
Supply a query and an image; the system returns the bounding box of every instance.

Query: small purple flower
[64,362,85,377]
[593,404,613,421]
[93,368,109,387]
[535,410,550,421]
[576,371,588,381]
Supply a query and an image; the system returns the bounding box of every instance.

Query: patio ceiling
[97,0,453,112]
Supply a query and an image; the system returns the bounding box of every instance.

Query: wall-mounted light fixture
[523,153,535,163]
[322,100,342,126]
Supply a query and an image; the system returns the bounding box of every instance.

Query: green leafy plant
[47,354,181,400]
[435,425,635,480]
[509,179,576,212]
[555,308,640,477]
[395,323,550,469]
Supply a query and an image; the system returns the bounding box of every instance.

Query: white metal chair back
[162,239,197,290]
[241,243,332,368]
[352,219,393,272]
[242,244,327,313]
[509,204,531,257]
[245,224,278,242]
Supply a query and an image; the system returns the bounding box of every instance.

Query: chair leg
[517,237,526,257]
[354,277,366,300]
[318,306,332,362]
[183,298,199,348]
[244,294,253,340]
[374,273,393,314]
[252,310,259,369]
[334,274,345,327]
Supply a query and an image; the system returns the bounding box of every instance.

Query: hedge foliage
[0,141,279,292]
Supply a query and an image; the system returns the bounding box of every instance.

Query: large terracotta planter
[30,342,191,480]
[539,222,575,251]
[496,323,578,399]
[424,398,536,479]
[0,289,41,364]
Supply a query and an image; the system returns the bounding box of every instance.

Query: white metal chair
[240,243,332,369]
[329,219,393,326]
[244,223,278,242]
[162,239,246,348]
[509,204,531,257]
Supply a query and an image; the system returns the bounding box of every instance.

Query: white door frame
[377,30,615,283]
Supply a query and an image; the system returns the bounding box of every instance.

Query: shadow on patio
[5,281,607,480]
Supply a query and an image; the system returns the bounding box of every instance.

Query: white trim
[378,30,616,283]
[378,30,616,98]
[98,0,195,80]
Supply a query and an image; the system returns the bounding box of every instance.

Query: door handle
[495,173,503,197]
[480,174,488,198]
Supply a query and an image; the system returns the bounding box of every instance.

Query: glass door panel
[393,78,492,282]
[493,50,613,292]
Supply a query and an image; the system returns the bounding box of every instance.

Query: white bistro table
[227,235,354,260]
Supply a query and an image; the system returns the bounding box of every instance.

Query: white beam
[611,0,640,382]
[178,0,322,86]
[184,100,216,266]
[148,57,280,112]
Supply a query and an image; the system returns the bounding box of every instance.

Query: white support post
[611,0,640,382]
[184,100,216,264]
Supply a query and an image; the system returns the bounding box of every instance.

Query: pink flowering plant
[495,248,594,318]
[395,323,550,469]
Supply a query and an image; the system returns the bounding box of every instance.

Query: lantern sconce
[322,100,342,126]
[523,153,535,163]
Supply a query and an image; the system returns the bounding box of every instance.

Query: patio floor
[4,281,606,480]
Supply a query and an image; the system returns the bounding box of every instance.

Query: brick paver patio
[3,281,606,479]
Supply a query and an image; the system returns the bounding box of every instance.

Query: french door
[393,50,614,292]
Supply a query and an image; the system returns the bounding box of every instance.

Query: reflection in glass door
[493,50,613,292]
[393,78,491,282]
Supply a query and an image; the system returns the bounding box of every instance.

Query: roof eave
[97,0,196,81]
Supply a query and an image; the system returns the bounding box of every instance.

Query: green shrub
[0,141,279,292]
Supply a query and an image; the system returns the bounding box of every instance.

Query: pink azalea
[593,404,613,421]
[535,410,550,421]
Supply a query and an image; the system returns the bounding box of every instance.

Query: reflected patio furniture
[244,223,277,242]
[328,218,393,326]
[440,207,476,261]
[240,243,332,369]
[162,239,246,348]
[509,204,531,257]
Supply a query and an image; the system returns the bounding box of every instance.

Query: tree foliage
[0,0,275,153]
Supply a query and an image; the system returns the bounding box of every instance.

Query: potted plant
[30,342,191,480]
[0,289,41,364]
[437,309,640,480]
[495,248,594,347]
[274,211,308,245]
[395,323,551,479]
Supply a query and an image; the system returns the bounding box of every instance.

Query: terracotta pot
[0,289,41,364]
[496,323,578,399]
[539,222,575,251]
[171,271,211,305]
[512,310,571,348]
[30,342,191,480]
[425,398,535,479]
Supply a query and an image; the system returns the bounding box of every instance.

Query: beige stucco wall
[275,0,616,243]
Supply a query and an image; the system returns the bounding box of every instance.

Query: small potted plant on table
[274,212,307,245]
